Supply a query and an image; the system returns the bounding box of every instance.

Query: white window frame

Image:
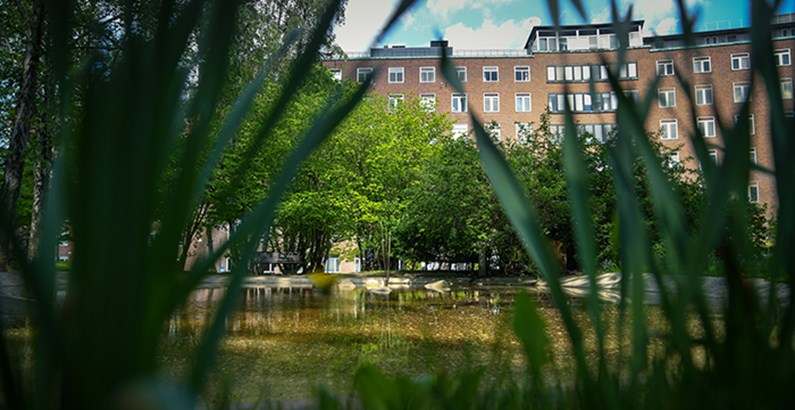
[750,147,757,164]
[515,93,532,112]
[388,67,404,83]
[419,66,436,83]
[708,149,719,165]
[656,59,674,76]
[666,151,680,168]
[452,123,469,139]
[693,56,712,73]
[697,116,717,138]
[748,182,760,203]
[658,87,676,108]
[733,82,752,103]
[325,257,340,273]
[660,119,678,140]
[514,66,530,82]
[388,93,404,111]
[420,93,436,112]
[735,114,756,135]
[483,66,499,82]
[781,78,793,99]
[489,123,502,142]
[329,68,342,81]
[356,67,373,83]
[456,66,467,82]
[731,53,750,70]
[483,93,500,113]
[515,122,532,143]
[695,84,714,105]
[775,49,791,66]
[451,93,467,113]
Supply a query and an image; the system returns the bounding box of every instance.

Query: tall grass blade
[187,81,371,394]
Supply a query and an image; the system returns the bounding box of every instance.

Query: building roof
[524,20,645,50]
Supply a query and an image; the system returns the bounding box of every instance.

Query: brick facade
[324,19,795,217]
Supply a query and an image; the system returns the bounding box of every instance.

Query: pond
[161,281,534,403]
[2,274,699,406]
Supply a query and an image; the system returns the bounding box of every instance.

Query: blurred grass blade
[372,0,421,47]
[561,103,608,375]
[513,292,549,380]
[187,81,370,393]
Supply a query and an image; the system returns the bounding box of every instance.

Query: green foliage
[0,0,420,407]
[324,1,792,408]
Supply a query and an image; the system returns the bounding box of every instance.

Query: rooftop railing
[335,48,529,60]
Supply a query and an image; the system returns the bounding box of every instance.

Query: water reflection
[163,285,524,401]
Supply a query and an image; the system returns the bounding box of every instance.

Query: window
[451,93,467,113]
[748,183,759,203]
[695,84,714,105]
[515,66,530,82]
[781,78,793,99]
[329,69,342,81]
[666,151,680,168]
[356,67,373,83]
[548,92,616,113]
[619,62,638,78]
[388,67,404,83]
[456,66,467,82]
[775,49,791,66]
[483,93,500,112]
[657,59,674,76]
[660,119,678,140]
[735,114,756,135]
[546,63,635,82]
[420,93,436,112]
[708,149,719,165]
[697,117,717,138]
[388,94,404,111]
[624,90,640,102]
[419,66,435,83]
[750,147,757,164]
[515,93,532,112]
[693,56,711,73]
[733,82,751,103]
[487,123,502,142]
[452,123,469,139]
[515,123,532,144]
[325,257,340,273]
[483,66,498,82]
[658,87,676,108]
[731,53,750,70]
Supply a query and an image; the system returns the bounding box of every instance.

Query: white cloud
[591,7,612,24]
[333,0,402,51]
[623,0,708,22]
[653,17,679,34]
[427,0,518,20]
[619,0,709,34]
[427,0,469,20]
[443,17,541,49]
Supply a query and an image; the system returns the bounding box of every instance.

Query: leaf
[513,292,550,373]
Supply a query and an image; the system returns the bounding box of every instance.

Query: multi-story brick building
[324,15,795,216]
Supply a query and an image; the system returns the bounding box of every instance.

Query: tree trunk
[28,79,54,260]
[1,0,46,269]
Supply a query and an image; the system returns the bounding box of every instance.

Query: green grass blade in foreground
[212,0,347,206]
[372,0,421,47]
[187,81,371,394]
[469,117,592,388]
[513,292,550,384]
[560,105,615,401]
[169,32,301,307]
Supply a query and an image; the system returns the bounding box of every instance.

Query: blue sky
[334,0,795,51]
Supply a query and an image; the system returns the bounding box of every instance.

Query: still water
[162,284,536,403]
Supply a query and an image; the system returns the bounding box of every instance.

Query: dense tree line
[0,0,347,270]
